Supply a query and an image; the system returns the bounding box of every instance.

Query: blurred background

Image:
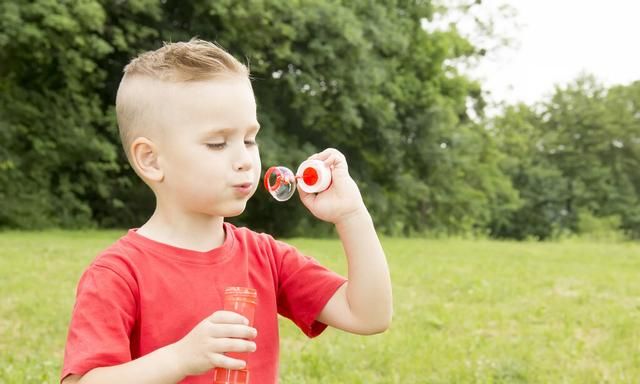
[2,2,640,383]
[0,0,638,240]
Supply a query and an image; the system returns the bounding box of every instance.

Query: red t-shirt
[61,222,346,383]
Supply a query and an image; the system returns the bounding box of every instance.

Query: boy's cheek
[254,155,262,178]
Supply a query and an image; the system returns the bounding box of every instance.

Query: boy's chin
[200,198,250,218]
[218,204,247,218]
[223,209,245,218]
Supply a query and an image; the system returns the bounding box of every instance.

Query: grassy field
[1,231,639,383]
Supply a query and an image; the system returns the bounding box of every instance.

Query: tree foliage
[492,77,640,239]
[1,1,638,239]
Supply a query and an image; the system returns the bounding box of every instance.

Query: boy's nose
[233,146,253,171]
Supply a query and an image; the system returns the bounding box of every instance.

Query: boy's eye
[206,143,226,150]
[245,140,258,146]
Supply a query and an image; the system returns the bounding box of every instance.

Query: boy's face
[152,76,261,218]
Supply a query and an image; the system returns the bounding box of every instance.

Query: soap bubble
[263,166,296,201]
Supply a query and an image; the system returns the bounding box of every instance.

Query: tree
[3,0,513,237]
[491,77,640,239]
[0,0,120,228]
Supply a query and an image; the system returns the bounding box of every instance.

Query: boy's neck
[136,205,226,253]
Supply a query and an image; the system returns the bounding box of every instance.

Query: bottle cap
[224,287,258,304]
[296,159,332,193]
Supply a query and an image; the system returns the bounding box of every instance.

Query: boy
[61,39,392,384]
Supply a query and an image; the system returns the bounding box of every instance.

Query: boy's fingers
[210,354,248,370]
[310,148,341,161]
[208,311,250,325]
[210,324,258,339]
[296,185,317,205]
[324,155,348,172]
[213,338,257,353]
[307,148,348,171]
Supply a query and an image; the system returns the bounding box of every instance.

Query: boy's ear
[130,137,164,182]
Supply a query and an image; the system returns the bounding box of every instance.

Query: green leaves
[2,1,636,239]
[492,77,640,239]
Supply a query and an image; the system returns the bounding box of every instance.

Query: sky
[464,0,640,106]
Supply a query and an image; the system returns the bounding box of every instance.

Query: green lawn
[1,231,639,383]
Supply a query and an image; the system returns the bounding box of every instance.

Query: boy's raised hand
[297,148,366,224]
[169,310,257,376]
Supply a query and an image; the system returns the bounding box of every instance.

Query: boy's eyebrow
[201,124,260,137]
[247,123,261,132]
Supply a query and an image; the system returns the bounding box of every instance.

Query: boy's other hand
[298,148,367,224]
[169,310,257,377]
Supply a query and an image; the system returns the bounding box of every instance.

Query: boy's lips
[232,182,253,195]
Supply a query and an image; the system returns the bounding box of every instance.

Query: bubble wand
[263,159,332,201]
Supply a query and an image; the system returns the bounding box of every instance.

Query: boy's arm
[62,311,256,384]
[297,149,393,335]
[62,345,183,384]
[316,207,392,335]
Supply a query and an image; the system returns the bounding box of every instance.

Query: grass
[1,231,639,383]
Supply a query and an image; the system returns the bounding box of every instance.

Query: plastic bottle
[212,287,258,384]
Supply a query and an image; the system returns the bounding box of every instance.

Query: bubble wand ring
[263,166,286,192]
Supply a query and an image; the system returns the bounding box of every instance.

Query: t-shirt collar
[125,222,236,265]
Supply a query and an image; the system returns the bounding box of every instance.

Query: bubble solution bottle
[263,159,332,201]
[212,287,258,384]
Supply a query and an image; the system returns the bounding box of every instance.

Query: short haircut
[115,39,249,162]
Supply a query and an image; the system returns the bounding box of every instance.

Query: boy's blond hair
[116,39,249,163]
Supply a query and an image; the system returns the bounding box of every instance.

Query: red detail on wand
[301,167,319,186]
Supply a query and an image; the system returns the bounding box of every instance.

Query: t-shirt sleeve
[270,237,347,338]
[60,263,137,381]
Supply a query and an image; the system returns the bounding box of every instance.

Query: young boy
[61,39,392,384]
